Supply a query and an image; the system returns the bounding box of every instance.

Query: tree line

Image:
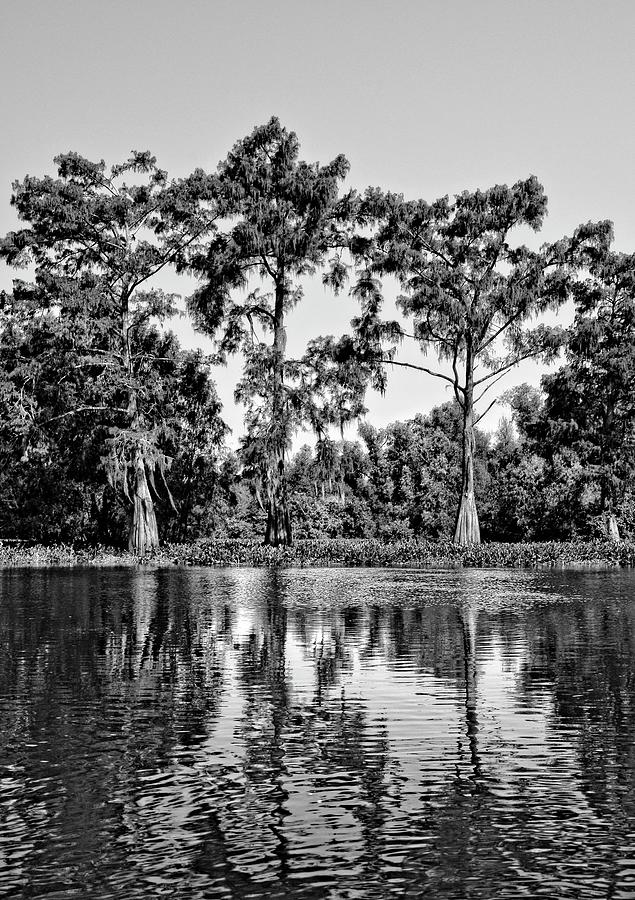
[0,117,632,552]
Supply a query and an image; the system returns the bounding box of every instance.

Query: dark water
[0,567,634,899]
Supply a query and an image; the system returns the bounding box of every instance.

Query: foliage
[538,245,635,536]
[0,151,220,551]
[1,125,635,552]
[186,118,369,545]
[352,179,609,543]
[4,538,633,570]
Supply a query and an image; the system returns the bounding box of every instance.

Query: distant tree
[0,151,218,552]
[161,349,227,541]
[354,179,609,543]
[502,383,544,440]
[187,118,367,545]
[540,245,635,540]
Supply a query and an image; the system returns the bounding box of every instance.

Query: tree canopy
[0,151,221,552]
[352,178,610,543]
[0,122,633,550]
[186,117,368,545]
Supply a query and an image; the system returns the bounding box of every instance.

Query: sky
[1,0,634,446]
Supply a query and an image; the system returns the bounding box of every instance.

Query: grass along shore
[0,538,634,569]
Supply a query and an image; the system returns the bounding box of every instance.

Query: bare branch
[474,396,499,426]
[479,308,525,353]
[385,358,457,388]
[473,350,540,386]
[473,368,509,405]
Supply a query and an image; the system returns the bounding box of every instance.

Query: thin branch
[473,350,539,386]
[474,397,498,426]
[385,358,457,388]
[128,203,161,235]
[473,369,508,405]
[44,405,128,424]
[131,217,220,289]
[247,304,277,325]
[451,346,465,408]
[395,327,420,341]
[260,253,277,281]
[451,346,463,395]
[479,309,525,352]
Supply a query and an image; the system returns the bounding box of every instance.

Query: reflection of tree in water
[517,597,635,894]
[3,568,635,897]
[234,591,494,895]
[394,604,538,898]
[459,603,480,778]
[192,572,398,898]
[0,569,228,896]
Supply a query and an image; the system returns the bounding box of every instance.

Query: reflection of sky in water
[0,566,634,898]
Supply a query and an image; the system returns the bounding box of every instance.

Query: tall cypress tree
[187,118,364,545]
[353,180,608,544]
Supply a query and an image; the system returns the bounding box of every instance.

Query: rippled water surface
[1,567,635,898]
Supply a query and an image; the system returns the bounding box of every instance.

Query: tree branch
[479,308,525,353]
[473,350,539,386]
[473,368,509,405]
[385,358,457,388]
[44,405,128,424]
[473,396,499,426]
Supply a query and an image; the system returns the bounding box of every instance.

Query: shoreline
[0,538,633,571]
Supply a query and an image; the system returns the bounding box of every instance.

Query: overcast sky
[1,0,634,444]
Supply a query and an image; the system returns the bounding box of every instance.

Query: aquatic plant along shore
[1,538,635,569]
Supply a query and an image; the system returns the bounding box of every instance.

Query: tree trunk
[599,408,620,542]
[599,453,620,542]
[264,278,292,547]
[129,452,159,555]
[605,512,620,541]
[454,349,481,545]
[603,492,620,542]
[265,449,292,545]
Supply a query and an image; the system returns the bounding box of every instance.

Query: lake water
[0,567,634,899]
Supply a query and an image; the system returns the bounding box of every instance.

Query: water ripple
[0,566,634,897]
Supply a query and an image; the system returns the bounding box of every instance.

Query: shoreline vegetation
[1,538,635,570]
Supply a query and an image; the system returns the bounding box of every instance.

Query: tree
[0,279,130,542]
[187,118,365,546]
[0,151,218,552]
[354,179,608,543]
[159,348,227,541]
[540,245,635,540]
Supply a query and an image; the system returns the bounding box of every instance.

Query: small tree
[187,118,365,545]
[354,178,608,543]
[0,152,218,552]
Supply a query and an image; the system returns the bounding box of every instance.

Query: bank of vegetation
[1,118,634,553]
[1,539,634,570]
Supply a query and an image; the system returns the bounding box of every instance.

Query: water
[0,567,634,899]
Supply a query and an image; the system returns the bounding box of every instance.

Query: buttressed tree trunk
[129,451,160,555]
[121,279,160,556]
[600,418,620,542]
[606,512,621,541]
[604,494,620,542]
[454,354,481,545]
